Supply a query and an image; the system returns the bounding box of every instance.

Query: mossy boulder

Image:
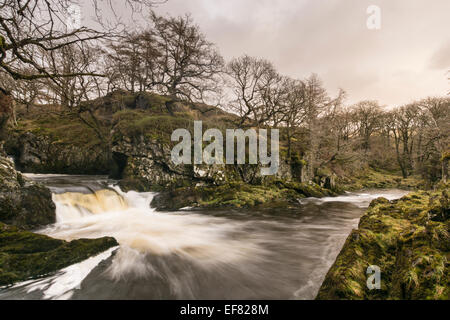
[0,184,55,229]
[151,181,334,211]
[0,222,118,286]
[0,156,55,229]
[317,188,449,300]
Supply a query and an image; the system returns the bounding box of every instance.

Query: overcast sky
[84,0,450,107]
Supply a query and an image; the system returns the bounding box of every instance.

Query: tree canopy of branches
[0,0,161,124]
[106,12,224,115]
[227,55,286,127]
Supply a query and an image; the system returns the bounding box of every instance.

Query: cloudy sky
[84,0,450,107]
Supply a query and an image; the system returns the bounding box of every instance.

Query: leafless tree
[351,100,383,152]
[416,97,450,181]
[105,30,158,93]
[146,12,224,115]
[388,104,421,178]
[0,0,160,132]
[278,78,307,158]
[227,55,285,127]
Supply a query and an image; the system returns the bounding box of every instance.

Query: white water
[0,175,410,300]
[298,190,408,208]
[47,187,266,265]
[7,247,117,300]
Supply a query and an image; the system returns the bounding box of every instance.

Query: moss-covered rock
[316,187,449,300]
[0,222,118,286]
[151,181,335,211]
[7,130,110,175]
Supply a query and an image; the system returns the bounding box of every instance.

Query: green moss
[15,113,102,148]
[113,111,194,143]
[151,180,334,211]
[317,188,450,300]
[0,222,118,286]
[338,168,425,191]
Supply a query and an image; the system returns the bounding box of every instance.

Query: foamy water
[299,190,408,208]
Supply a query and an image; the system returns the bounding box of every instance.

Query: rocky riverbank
[316,185,449,300]
[0,154,118,286]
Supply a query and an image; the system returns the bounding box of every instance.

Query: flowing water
[0,174,409,300]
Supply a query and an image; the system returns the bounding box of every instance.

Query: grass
[338,167,425,191]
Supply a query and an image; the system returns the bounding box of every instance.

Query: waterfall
[44,186,264,274]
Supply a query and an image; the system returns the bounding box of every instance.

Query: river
[0,174,409,300]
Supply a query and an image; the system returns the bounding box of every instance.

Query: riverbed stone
[0,222,118,286]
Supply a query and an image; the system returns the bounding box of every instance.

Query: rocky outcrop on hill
[111,129,299,192]
[6,132,110,174]
[112,135,196,191]
[316,187,449,300]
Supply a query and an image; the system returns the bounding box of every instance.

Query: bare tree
[0,69,44,124]
[352,100,383,152]
[389,104,421,178]
[302,74,343,178]
[416,97,450,181]
[279,78,307,158]
[146,12,224,115]
[0,0,160,132]
[227,55,285,127]
[105,31,158,93]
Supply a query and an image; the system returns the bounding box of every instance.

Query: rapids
[0,174,409,300]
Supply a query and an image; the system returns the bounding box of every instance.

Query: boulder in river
[0,155,55,229]
[316,187,450,300]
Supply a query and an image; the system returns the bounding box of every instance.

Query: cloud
[429,41,450,70]
[150,0,450,106]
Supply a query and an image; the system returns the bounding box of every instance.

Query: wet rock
[0,222,118,286]
[150,181,331,211]
[7,131,110,174]
[0,155,55,229]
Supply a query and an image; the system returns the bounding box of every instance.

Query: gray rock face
[7,132,110,174]
[112,134,299,191]
[0,155,55,229]
[112,135,196,191]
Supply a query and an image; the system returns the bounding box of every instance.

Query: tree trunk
[0,88,13,140]
[165,99,176,116]
[443,157,449,183]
